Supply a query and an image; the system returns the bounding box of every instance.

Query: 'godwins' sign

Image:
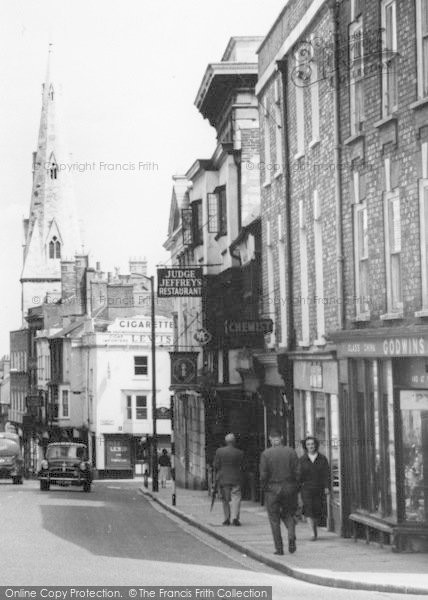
[157,268,203,297]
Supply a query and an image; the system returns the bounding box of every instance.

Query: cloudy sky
[0,0,285,355]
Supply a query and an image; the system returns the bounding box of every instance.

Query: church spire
[21,45,82,320]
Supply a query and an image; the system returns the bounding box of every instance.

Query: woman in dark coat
[299,436,330,541]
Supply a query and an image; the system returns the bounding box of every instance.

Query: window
[351,0,362,21]
[354,201,369,314]
[381,0,398,115]
[385,190,402,312]
[61,390,69,419]
[294,54,305,156]
[207,193,218,233]
[136,395,147,419]
[419,179,428,307]
[313,191,325,341]
[134,356,148,376]
[218,187,227,236]
[299,199,309,345]
[310,35,320,143]
[49,153,58,179]
[262,107,271,183]
[274,78,283,173]
[191,200,203,246]
[49,236,61,259]
[126,395,132,420]
[416,0,428,98]
[349,18,365,134]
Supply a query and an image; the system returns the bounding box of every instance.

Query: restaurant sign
[157,268,203,297]
[337,335,428,358]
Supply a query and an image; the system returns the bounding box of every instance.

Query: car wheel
[83,481,91,493]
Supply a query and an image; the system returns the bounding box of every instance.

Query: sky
[0,0,285,356]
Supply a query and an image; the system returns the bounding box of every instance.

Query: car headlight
[41,460,48,470]
[80,462,87,471]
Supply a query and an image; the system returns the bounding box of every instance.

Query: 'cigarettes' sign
[157,268,203,297]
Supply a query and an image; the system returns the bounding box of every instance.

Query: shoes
[232,519,241,526]
[288,538,297,554]
[222,519,230,526]
[274,549,284,556]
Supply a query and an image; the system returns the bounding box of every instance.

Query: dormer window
[49,236,61,259]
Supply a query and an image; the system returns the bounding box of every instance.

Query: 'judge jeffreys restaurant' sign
[157,268,203,297]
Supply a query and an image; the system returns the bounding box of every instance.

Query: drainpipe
[277,57,295,446]
[330,0,345,330]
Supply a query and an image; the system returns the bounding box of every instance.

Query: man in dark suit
[260,430,299,555]
[214,433,244,526]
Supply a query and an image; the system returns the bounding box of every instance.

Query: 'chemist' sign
[157,268,203,297]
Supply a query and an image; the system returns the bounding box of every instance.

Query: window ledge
[343,132,365,146]
[273,169,283,180]
[410,97,428,111]
[314,337,327,347]
[293,151,305,161]
[298,339,310,348]
[262,180,271,189]
[415,309,428,318]
[352,312,371,322]
[309,138,320,150]
[380,312,403,321]
[373,114,398,130]
[214,232,227,241]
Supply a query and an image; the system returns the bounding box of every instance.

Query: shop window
[399,390,428,522]
[134,356,148,376]
[329,394,341,501]
[136,395,147,420]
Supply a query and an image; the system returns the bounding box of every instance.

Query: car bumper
[38,473,90,485]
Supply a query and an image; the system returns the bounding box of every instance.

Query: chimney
[129,257,147,277]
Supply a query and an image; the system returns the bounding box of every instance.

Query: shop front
[332,327,428,551]
[288,351,341,534]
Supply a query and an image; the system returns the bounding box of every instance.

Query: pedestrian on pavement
[260,430,299,555]
[214,433,244,526]
[299,436,330,541]
[158,448,171,488]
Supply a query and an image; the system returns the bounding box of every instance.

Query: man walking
[214,433,244,526]
[260,430,299,555]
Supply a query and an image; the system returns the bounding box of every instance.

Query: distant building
[0,356,10,429]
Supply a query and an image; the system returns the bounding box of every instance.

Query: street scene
[1,0,428,596]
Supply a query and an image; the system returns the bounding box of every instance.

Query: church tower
[21,45,82,322]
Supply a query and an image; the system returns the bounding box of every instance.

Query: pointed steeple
[21,44,82,320]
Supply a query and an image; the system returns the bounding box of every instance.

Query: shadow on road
[39,482,248,570]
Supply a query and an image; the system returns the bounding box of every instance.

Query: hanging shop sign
[193,328,212,345]
[170,352,199,387]
[157,268,203,297]
[156,406,171,420]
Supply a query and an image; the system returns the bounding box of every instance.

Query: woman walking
[299,436,330,541]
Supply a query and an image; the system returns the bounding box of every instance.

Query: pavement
[141,483,428,596]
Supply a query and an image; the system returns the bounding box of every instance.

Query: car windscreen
[46,446,87,460]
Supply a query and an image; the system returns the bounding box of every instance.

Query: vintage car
[0,432,24,484]
[39,442,92,492]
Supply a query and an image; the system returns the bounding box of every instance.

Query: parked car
[0,432,24,484]
[39,442,92,492]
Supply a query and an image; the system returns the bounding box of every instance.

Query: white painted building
[80,315,173,476]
